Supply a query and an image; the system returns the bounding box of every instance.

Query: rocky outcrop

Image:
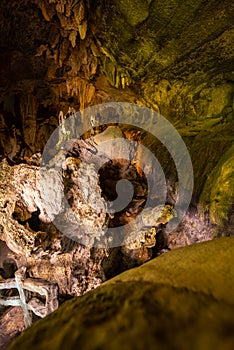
[0,307,24,350]
[0,158,107,296]
[8,237,234,350]
[0,133,177,297]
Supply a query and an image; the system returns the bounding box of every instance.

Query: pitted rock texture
[7,238,234,350]
[0,140,176,298]
[0,158,107,296]
[0,307,24,350]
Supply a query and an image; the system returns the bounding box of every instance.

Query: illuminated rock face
[0,158,108,296]
[0,129,176,295]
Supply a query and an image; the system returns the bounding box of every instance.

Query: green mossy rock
[100,0,234,81]
[199,144,234,227]
[9,238,234,350]
[118,0,149,27]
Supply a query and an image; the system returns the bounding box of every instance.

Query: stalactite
[103,56,131,89]
[58,38,70,67]
[38,1,51,22]
[82,54,98,79]
[69,30,78,48]
[0,113,19,161]
[19,94,38,154]
[90,40,100,57]
[55,0,66,14]
[73,0,86,25]
[48,25,60,50]
[78,20,87,40]
[66,78,95,109]
[68,47,82,74]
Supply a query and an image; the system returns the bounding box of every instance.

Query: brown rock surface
[0,307,24,350]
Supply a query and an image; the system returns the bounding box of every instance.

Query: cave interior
[0,0,233,349]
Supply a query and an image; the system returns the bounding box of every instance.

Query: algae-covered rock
[8,238,234,350]
[118,0,149,26]
[199,144,234,229]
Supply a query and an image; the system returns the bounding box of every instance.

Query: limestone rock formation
[0,133,176,300]
[8,238,234,350]
[0,307,24,350]
[0,158,107,295]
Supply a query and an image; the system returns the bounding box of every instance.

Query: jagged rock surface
[7,238,234,350]
[0,307,24,350]
[0,159,107,296]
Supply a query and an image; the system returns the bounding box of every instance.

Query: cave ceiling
[0,0,233,108]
